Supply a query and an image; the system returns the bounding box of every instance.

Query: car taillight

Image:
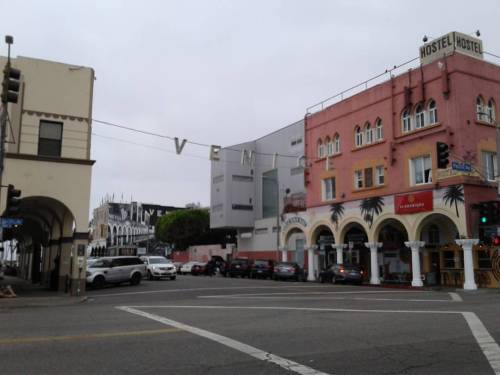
[339,268,345,273]
[360,270,364,275]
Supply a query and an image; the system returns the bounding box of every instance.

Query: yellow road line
[0,328,182,345]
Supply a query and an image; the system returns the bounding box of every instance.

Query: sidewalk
[0,276,87,309]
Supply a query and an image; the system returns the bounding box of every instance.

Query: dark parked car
[272,262,307,282]
[250,259,275,279]
[319,264,364,284]
[228,258,253,278]
[191,263,207,276]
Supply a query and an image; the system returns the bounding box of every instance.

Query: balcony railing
[283,193,306,213]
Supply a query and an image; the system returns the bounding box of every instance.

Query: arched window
[487,99,496,124]
[364,122,372,144]
[326,136,333,155]
[113,226,117,246]
[428,100,438,124]
[477,96,486,121]
[355,126,363,147]
[402,108,411,133]
[375,118,383,140]
[415,104,425,129]
[333,133,340,154]
[317,139,325,158]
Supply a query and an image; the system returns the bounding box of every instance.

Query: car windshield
[276,262,296,267]
[149,258,169,264]
[254,260,268,266]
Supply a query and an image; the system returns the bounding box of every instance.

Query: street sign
[1,218,23,228]
[451,161,472,172]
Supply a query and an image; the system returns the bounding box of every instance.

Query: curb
[0,296,88,309]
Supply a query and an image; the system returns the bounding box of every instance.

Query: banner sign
[1,218,23,228]
[395,191,433,214]
[419,31,483,65]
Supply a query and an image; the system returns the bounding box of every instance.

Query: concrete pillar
[332,244,346,264]
[456,239,479,291]
[282,250,288,262]
[71,235,88,296]
[365,242,382,285]
[58,238,73,292]
[307,247,315,281]
[405,241,425,287]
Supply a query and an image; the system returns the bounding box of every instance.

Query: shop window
[38,120,63,157]
[402,108,412,133]
[364,167,373,188]
[415,104,425,129]
[376,165,385,186]
[375,118,383,140]
[478,250,492,269]
[364,122,372,144]
[333,134,340,154]
[355,126,363,147]
[428,100,438,124]
[326,137,333,155]
[443,251,455,268]
[476,96,487,122]
[322,177,336,201]
[410,155,432,185]
[487,99,496,124]
[354,170,363,189]
[317,140,325,158]
[481,151,497,181]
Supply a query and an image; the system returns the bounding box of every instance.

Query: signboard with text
[419,31,483,65]
[395,191,433,215]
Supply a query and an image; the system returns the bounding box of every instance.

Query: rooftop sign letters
[283,216,307,228]
[395,191,433,215]
[419,31,483,65]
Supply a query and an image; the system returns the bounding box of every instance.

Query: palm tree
[443,185,464,217]
[359,196,385,228]
[330,203,345,229]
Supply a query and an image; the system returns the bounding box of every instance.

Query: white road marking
[201,290,426,298]
[449,292,463,302]
[462,312,500,375]
[200,295,456,302]
[90,284,337,298]
[118,304,500,375]
[117,306,331,375]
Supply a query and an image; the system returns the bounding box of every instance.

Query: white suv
[86,256,146,289]
[141,256,176,280]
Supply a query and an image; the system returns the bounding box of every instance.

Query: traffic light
[436,142,450,169]
[479,202,489,224]
[5,184,21,216]
[1,63,21,104]
[493,235,500,246]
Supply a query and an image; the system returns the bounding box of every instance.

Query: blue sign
[1,218,23,228]
[451,161,472,172]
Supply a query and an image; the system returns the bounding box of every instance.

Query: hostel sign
[419,31,483,65]
[395,191,433,215]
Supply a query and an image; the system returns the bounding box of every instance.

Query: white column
[333,244,346,264]
[404,241,425,287]
[365,242,382,285]
[307,247,315,281]
[281,250,288,262]
[456,239,479,291]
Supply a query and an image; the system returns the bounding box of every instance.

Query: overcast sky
[2,0,500,211]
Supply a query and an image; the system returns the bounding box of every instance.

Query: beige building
[0,55,95,294]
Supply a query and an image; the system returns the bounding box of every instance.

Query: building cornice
[6,152,95,166]
[22,109,90,124]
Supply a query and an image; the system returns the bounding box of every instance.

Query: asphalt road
[1,275,500,375]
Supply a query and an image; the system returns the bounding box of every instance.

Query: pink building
[282,32,500,289]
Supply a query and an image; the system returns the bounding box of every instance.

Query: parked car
[180,261,200,275]
[273,262,307,282]
[250,259,275,279]
[210,256,227,276]
[173,262,184,273]
[140,256,176,280]
[86,256,146,289]
[191,262,207,276]
[228,258,253,278]
[319,264,364,285]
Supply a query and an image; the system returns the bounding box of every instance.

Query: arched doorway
[343,223,369,279]
[377,219,410,284]
[417,213,460,286]
[283,227,306,266]
[311,225,335,270]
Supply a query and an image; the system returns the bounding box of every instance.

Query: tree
[443,185,464,217]
[359,196,385,228]
[155,208,235,251]
[330,203,345,230]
